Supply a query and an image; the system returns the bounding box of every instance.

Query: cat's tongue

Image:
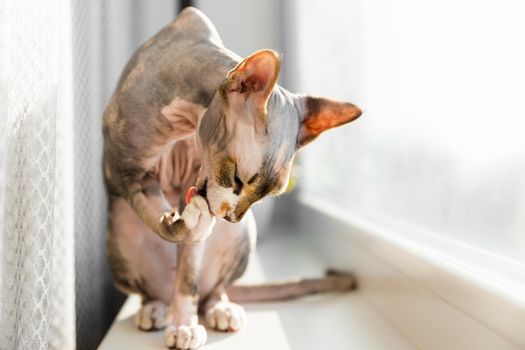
[185,186,198,204]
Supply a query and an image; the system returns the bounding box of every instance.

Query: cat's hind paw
[134,300,167,331]
[164,324,207,349]
[205,301,246,332]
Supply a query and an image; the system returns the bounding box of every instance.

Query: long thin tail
[226,269,357,303]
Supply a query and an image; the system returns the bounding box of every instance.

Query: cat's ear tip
[226,49,281,99]
[305,96,363,120]
[297,96,362,147]
[253,49,280,59]
[345,102,363,119]
[240,49,281,70]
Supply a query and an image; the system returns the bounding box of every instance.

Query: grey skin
[103,7,361,350]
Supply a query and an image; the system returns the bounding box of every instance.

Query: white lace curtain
[0,1,176,349]
[0,0,74,349]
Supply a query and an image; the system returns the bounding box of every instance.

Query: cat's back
[114,7,239,108]
[102,8,239,194]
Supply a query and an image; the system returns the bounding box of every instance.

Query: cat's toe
[205,301,245,332]
[161,210,180,226]
[164,324,207,349]
[134,300,167,331]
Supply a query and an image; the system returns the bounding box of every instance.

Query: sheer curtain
[0,1,70,349]
[0,1,176,349]
[71,1,176,349]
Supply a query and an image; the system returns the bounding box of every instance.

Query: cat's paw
[159,195,215,243]
[134,300,167,331]
[161,209,181,226]
[164,324,207,349]
[205,301,246,332]
[181,195,215,242]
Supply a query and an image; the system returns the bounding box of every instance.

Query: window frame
[297,192,525,349]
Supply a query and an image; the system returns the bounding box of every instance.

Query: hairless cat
[103,7,361,349]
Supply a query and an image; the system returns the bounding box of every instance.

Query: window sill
[99,220,416,350]
[99,194,524,349]
[297,193,525,350]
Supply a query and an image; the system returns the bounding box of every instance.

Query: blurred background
[1,0,524,349]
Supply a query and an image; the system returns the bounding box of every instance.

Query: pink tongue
[185,186,198,204]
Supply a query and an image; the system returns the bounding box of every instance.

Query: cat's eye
[247,174,258,185]
[234,173,243,187]
[233,165,243,194]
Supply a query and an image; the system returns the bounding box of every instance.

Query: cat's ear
[297,96,362,148]
[225,49,280,113]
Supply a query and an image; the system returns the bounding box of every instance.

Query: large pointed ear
[224,49,280,114]
[298,96,362,147]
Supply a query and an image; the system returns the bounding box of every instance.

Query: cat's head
[197,50,361,222]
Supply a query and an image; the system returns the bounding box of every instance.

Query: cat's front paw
[159,195,215,243]
[181,195,215,242]
[205,301,246,332]
[161,209,181,227]
[164,323,207,350]
[135,300,167,331]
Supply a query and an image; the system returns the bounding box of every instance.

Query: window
[288,0,525,264]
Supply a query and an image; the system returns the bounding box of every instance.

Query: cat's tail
[226,269,357,303]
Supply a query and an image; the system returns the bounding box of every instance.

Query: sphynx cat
[103,7,361,350]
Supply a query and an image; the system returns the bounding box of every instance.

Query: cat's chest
[152,138,201,207]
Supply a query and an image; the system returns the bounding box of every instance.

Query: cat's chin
[222,214,235,223]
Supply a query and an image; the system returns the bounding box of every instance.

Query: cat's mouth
[224,216,234,223]
[197,179,214,215]
[197,179,243,222]
[197,179,208,199]
[224,207,247,223]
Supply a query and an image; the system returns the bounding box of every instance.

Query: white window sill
[296,193,525,350]
[99,220,416,349]
[99,195,525,349]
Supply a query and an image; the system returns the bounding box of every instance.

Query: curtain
[0,1,70,349]
[71,1,176,349]
[0,1,176,349]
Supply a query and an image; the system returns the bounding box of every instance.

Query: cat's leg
[164,242,207,350]
[107,196,178,332]
[126,177,215,243]
[199,211,255,333]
